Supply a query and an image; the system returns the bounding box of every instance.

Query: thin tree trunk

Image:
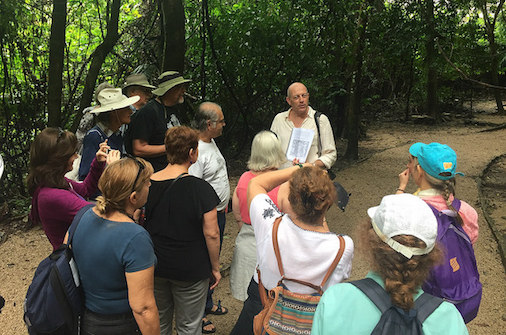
[160,0,185,72]
[344,3,369,160]
[425,0,438,121]
[47,0,67,127]
[70,0,121,132]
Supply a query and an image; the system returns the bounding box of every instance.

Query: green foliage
[0,0,505,215]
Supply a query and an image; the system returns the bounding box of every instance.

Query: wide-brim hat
[123,73,156,89]
[152,71,191,96]
[409,142,464,180]
[91,88,140,114]
[367,193,437,259]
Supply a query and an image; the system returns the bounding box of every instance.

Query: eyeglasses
[291,93,309,100]
[126,154,145,193]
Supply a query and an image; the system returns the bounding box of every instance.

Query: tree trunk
[425,0,439,121]
[489,35,504,113]
[160,0,185,72]
[480,0,505,113]
[70,0,121,132]
[47,0,67,127]
[344,3,369,160]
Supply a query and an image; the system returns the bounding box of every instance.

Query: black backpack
[23,204,92,335]
[351,278,443,335]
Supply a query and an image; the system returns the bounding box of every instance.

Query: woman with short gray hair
[230,130,286,302]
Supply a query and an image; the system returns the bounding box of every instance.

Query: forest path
[0,111,504,334]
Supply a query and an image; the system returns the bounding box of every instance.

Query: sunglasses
[125,154,145,193]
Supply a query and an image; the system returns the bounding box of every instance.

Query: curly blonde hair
[359,221,442,310]
[288,166,336,225]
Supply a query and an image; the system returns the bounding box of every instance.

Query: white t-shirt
[250,193,354,294]
[189,139,230,211]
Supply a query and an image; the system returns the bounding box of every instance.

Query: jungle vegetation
[0,0,504,215]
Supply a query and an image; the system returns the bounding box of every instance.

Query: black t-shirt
[145,175,220,281]
[125,99,180,172]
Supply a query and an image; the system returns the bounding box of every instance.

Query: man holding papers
[270,82,337,169]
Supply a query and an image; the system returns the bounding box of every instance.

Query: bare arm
[126,267,160,335]
[203,208,221,290]
[232,187,243,229]
[132,139,166,158]
[247,165,308,211]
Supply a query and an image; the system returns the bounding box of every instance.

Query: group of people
[27,72,480,334]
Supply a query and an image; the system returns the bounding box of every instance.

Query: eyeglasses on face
[291,93,309,100]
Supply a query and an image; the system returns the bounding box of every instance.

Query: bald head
[286,82,310,115]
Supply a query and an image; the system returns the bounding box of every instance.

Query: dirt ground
[0,102,505,334]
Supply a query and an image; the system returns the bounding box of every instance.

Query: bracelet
[397,188,405,193]
[297,163,303,168]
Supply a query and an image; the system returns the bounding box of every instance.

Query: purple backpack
[422,199,482,323]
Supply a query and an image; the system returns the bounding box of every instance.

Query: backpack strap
[314,111,322,156]
[67,203,94,246]
[146,173,187,221]
[351,278,391,313]
[413,293,444,323]
[271,216,345,294]
[319,235,345,288]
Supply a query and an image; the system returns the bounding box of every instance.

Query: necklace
[118,209,135,222]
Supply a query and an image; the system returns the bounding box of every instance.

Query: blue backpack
[422,199,482,323]
[23,204,92,335]
[351,278,443,335]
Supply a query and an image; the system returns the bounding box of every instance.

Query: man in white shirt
[189,102,230,328]
[270,82,337,169]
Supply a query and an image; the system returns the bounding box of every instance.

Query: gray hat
[152,71,191,96]
[123,73,156,89]
[91,88,140,114]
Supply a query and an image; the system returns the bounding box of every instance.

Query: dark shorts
[81,309,140,335]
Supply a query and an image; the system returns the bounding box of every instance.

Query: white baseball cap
[367,193,437,259]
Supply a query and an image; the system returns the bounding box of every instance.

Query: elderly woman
[144,126,221,335]
[67,157,159,335]
[27,127,117,250]
[312,194,468,334]
[230,130,286,302]
[78,88,139,180]
[230,165,354,335]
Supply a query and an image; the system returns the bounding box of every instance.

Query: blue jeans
[205,211,226,312]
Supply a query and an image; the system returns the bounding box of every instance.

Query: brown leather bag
[253,216,346,335]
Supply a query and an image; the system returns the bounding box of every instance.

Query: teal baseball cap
[408,142,464,180]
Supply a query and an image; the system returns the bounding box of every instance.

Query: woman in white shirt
[230,164,354,334]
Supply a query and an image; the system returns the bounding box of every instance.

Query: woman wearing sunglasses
[66,157,159,334]
[27,127,120,250]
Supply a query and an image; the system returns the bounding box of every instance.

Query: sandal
[205,300,228,315]
[202,318,216,334]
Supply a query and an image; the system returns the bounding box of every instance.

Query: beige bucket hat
[91,88,140,114]
[123,73,156,89]
[152,71,191,96]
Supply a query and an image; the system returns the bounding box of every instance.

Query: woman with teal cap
[396,142,481,323]
[397,142,478,243]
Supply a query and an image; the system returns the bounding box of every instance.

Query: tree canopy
[0,0,505,213]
